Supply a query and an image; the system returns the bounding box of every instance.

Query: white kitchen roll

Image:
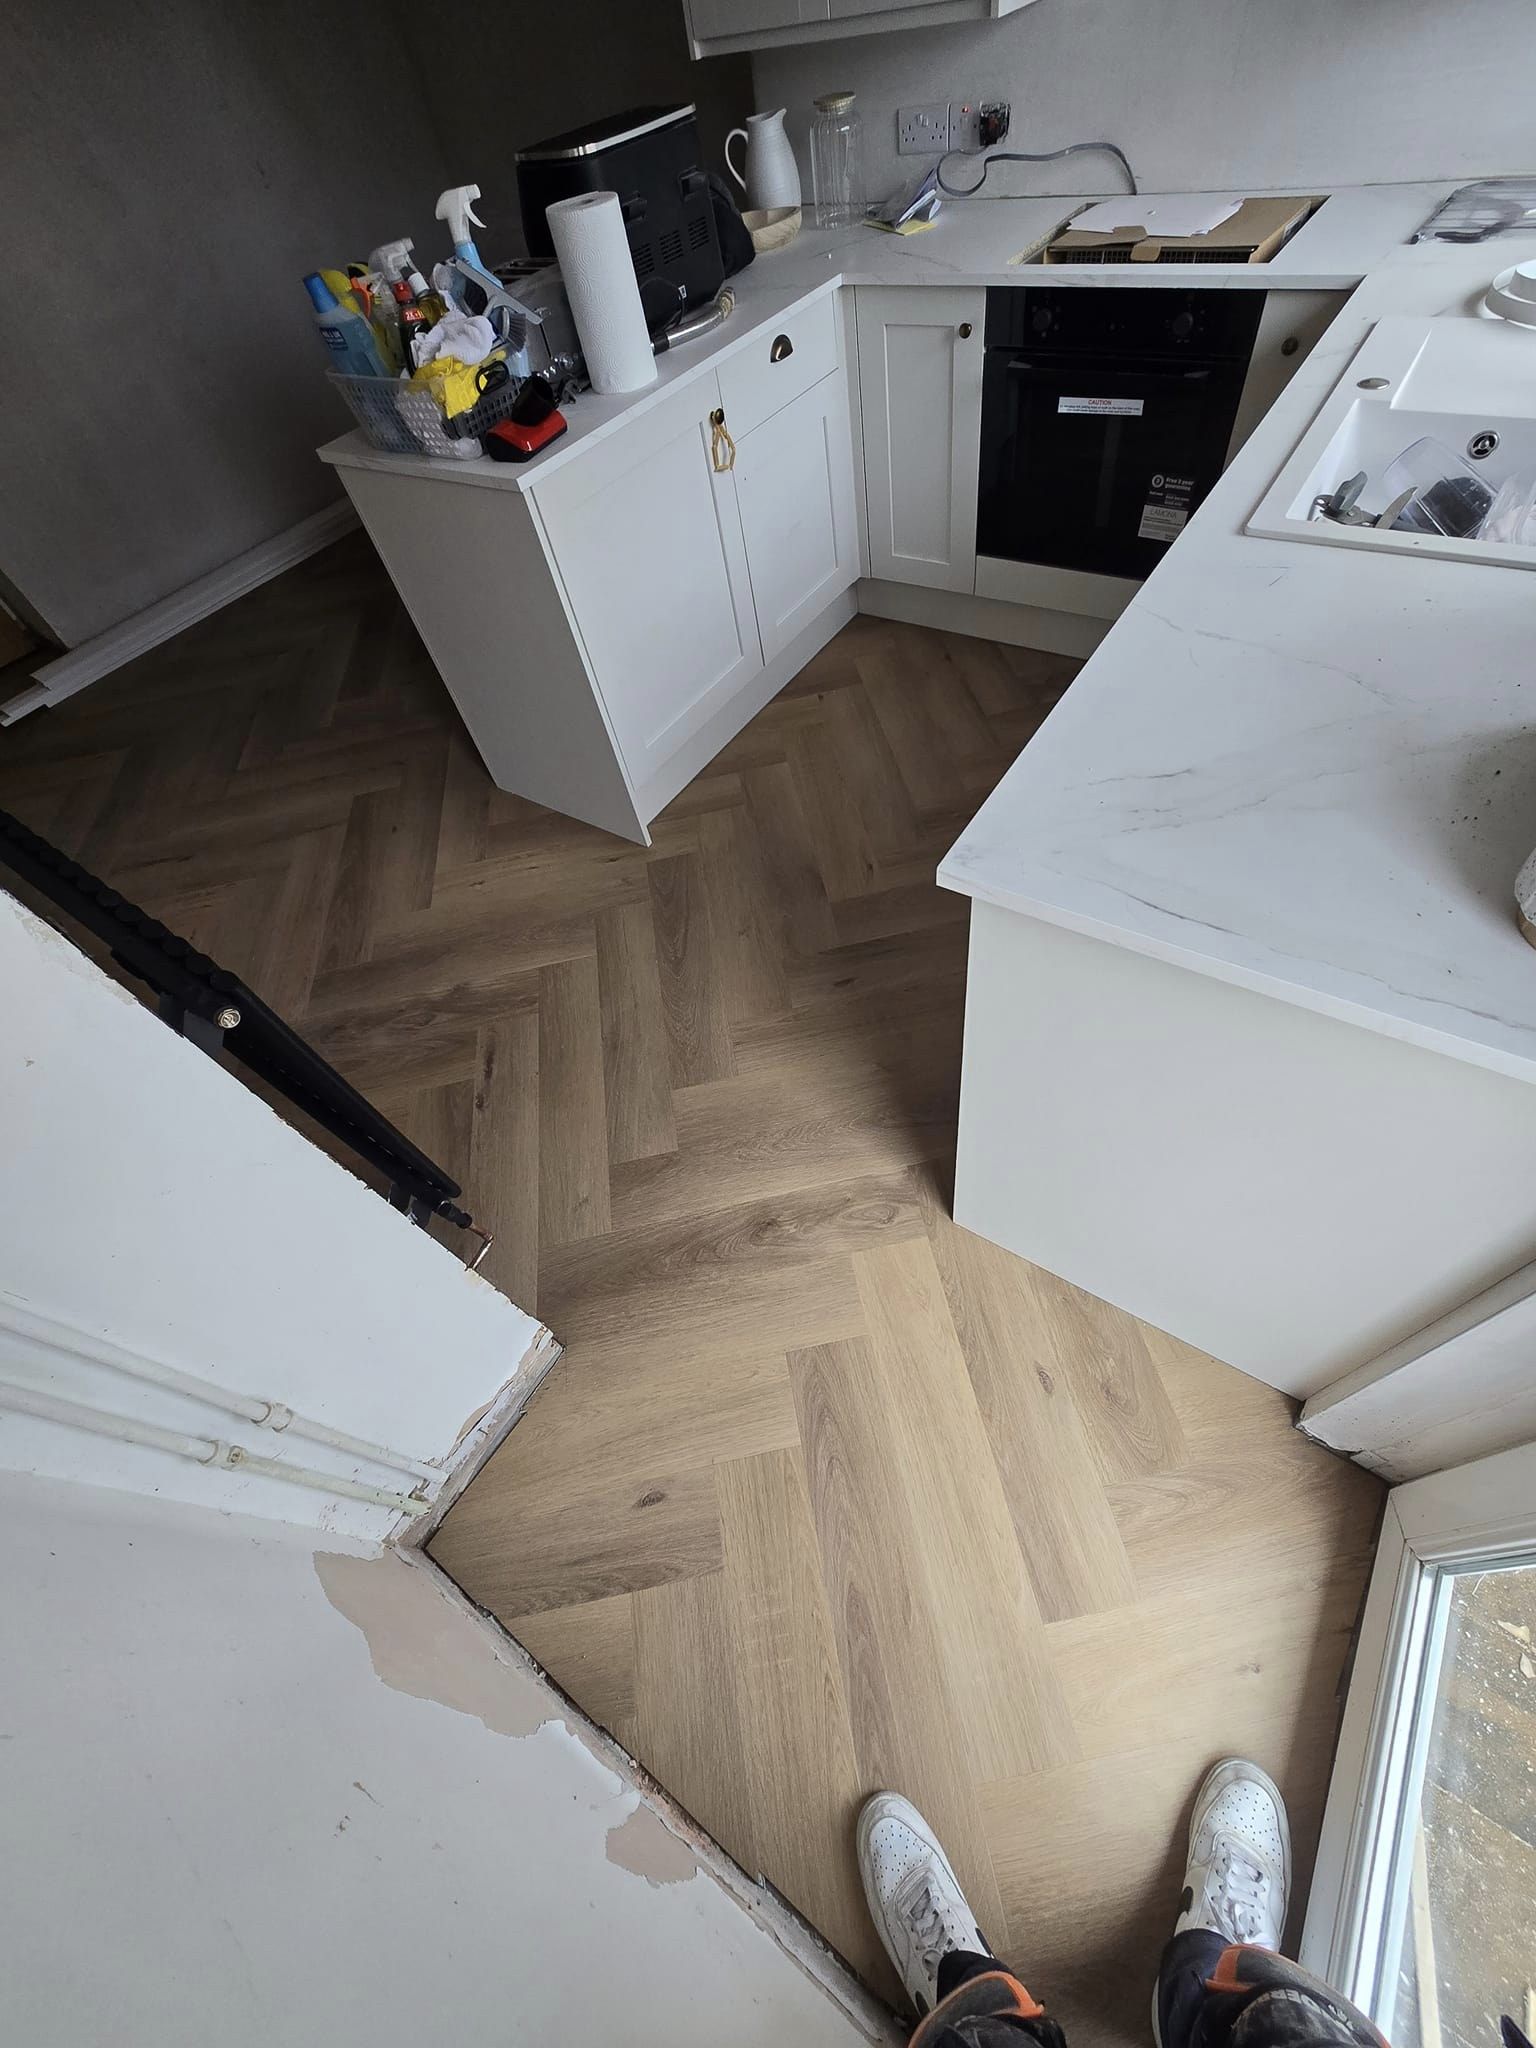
[546,190,657,396]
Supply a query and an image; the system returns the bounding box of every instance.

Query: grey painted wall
[0,2,745,652]
[397,0,752,258]
[755,0,1536,210]
[0,2,453,649]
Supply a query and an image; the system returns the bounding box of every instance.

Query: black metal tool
[0,806,485,1246]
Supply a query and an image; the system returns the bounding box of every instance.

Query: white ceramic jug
[725,109,801,212]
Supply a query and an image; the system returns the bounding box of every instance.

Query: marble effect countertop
[939,232,1536,1086]
[319,182,1447,496]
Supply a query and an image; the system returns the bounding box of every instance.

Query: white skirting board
[857,578,1111,661]
[0,500,358,725]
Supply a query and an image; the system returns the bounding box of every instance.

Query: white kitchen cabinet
[533,376,762,794]
[327,305,860,846]
[855,284,985,594]
[684,0,1036,60]
[734,373,859,661]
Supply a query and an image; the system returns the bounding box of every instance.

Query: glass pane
[1390,1563,1536,2048]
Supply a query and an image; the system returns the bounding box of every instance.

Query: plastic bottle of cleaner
[432,185,540,375]
[303,272,389,378]
[370,238,446,324]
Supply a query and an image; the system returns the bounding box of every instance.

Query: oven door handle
[1003,357,1214,386]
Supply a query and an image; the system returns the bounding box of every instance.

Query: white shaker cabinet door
[855,284,986,593]
[733,372,859,663]
[533,376,763,789]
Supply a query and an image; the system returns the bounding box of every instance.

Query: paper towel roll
[547,190,657,396]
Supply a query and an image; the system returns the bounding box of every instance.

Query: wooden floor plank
[850,1237,1078,1782]
[512,1592,638,1752]
[790,1336,1009,1947]
[634,1570,760,1878]
[468,1008,541,1314]
[646,851,734,1088]
[537,953,611,1248]
[596,897,678,1167]
[717,1446,891,2000]
[919,1177,1139,1625]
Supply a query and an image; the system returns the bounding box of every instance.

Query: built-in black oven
[976,287,1265,582]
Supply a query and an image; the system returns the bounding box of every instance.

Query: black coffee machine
[516,104,726,319]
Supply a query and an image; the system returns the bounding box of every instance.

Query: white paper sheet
[1070,194,1241,239]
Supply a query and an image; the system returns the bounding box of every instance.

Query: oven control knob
[1031,306,1053,336]
[1170,309,1196,341]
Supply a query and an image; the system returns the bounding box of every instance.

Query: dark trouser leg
[1156,1930,1229,2048]
[1157,1937,1391,2048]
[908,1953,1067,2048]
[936,1951,1008,2002]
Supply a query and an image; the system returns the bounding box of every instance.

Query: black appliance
[977,287,1265,582]
[516,104,725,320]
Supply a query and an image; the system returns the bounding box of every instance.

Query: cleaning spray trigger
[436,186,489,270]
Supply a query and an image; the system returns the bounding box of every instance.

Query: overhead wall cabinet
[683,0,1037,60]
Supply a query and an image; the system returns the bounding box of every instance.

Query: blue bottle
[303,273,390,379]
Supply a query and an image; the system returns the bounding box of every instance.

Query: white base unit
[952,902,1536,1400]
[855,285,986,594]
[332,319,860,846]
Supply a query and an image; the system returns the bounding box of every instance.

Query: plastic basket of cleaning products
[328,370,524,460]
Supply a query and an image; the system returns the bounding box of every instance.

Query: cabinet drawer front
[716,292,839,439]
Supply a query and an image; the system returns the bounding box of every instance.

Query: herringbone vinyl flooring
[0,535,1383,2040]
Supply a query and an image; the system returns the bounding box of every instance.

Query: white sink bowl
[1247,314,1536,569]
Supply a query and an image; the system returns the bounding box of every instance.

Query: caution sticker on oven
[1138,472,1193,543]
[1058,396,1144,417]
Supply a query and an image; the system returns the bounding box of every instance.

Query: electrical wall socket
[950,99,1012,153]
[896,103,949,156]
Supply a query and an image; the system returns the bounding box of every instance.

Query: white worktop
[319,181,1445,495]
[940,229,1536,1087]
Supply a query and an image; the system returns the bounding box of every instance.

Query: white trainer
[857,1791,994,2014]
[1175,1758,1292,1950]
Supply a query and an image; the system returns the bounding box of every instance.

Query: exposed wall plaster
[318,1543,898,2044]
[605,1804,701,1888]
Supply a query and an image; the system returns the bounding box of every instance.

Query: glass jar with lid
[810,92,863,230]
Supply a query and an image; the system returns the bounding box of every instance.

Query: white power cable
[0,1379,429,1517]
[0,1300,438,1483]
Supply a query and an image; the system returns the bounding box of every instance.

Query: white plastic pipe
[0,1379,429,1516]
[0,1301,438,1482]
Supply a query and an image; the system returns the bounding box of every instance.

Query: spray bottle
[371,239,446,323]
[434,187,498,282]
[433,185,541,375]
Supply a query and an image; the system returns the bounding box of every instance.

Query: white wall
[0,1473,884,2048]
[0,889,547,1537]
[754,0,1536,208]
